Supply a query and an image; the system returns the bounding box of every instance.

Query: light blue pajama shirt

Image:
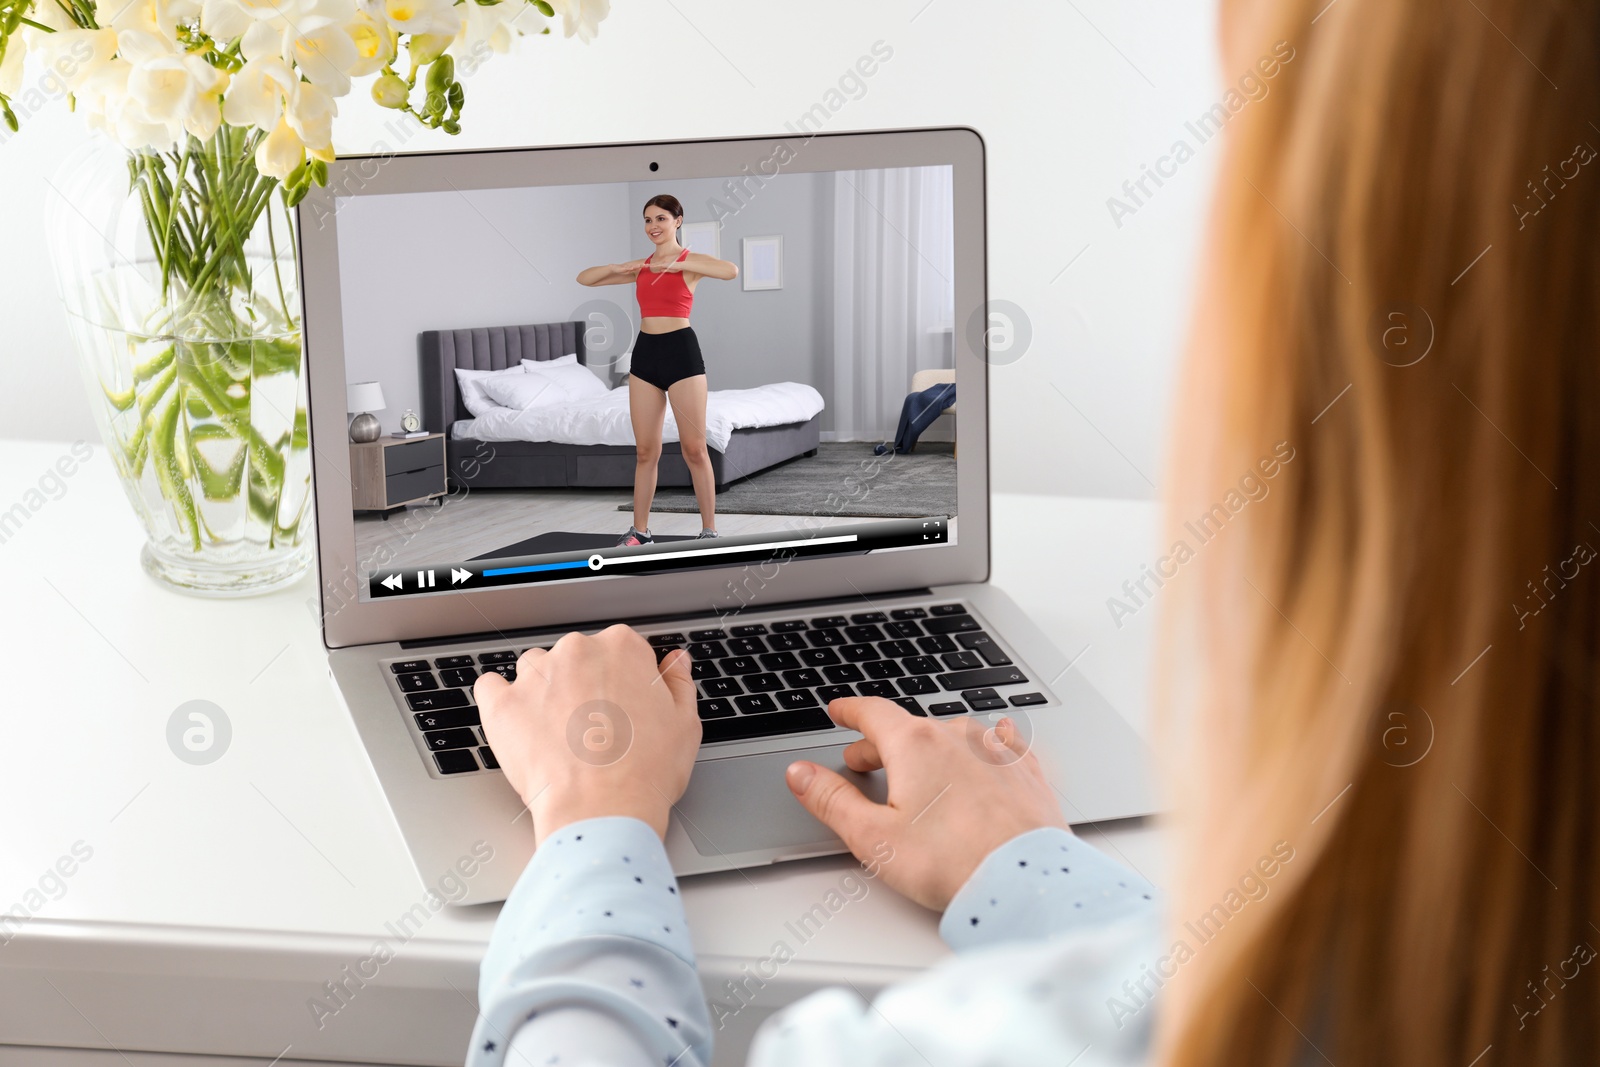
[467,817,1162,1067]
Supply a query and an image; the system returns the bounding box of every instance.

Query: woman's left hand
[474,625,702,845]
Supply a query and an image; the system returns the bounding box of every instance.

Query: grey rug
[624,442,957,518]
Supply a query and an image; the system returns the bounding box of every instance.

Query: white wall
[0,0,1223,499]
[336,183,630,430]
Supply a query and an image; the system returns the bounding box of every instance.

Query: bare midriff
[640,316,691,334]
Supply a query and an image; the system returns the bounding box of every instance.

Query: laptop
[297,126,1156,905]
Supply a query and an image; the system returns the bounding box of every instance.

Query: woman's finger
[472,669,511,715]
[825,696,917,744]
[841,736,884,772]
[657,647,698,712]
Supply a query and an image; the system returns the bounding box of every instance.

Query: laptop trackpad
[676,744,887,857]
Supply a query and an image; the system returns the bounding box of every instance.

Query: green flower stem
[150,385,201,551]
[265,199,292,325]
[120,126,304,554]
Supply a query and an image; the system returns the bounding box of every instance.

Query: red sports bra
[636,246,695,318]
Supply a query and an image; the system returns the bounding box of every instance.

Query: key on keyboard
[415,708,480,731]
[702,708,834,743]
[407,689,468,711]
[937,666,1029,691]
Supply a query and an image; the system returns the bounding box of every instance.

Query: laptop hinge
[398,586,938,650]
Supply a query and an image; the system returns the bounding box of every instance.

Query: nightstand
[350,433,447,518]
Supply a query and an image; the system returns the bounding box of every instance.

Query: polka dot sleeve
[468,816,711,1067]
[937,827,1159,953]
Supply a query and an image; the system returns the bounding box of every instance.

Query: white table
[0,440,1167,1067]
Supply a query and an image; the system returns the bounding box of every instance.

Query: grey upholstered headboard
[418,320,587,430]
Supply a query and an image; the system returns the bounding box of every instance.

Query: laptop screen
[330,162,959,602]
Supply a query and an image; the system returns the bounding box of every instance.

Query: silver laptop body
[297,127,1156,905]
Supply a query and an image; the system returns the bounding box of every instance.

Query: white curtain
[830,166,956,440]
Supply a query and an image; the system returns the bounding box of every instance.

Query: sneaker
[617,526,653,547]
[696,528,720,539]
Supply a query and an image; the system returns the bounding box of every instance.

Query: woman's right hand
[611,259,646,276]
[785,697,1071,912]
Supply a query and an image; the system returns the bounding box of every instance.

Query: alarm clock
[400,408,421,433]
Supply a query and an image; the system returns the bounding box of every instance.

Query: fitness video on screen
[333,163,959,599]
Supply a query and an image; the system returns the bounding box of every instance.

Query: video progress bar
[482,559,589,577]
[482,534,859,577]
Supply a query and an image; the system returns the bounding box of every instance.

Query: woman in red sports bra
[576,194,739,547]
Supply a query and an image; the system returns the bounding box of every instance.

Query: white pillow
[483,373,568,410]
[522,354,579,369]
[453,364,526,418]
[489,356,609,406]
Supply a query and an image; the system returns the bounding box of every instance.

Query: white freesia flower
[221,54,297,130]
[345,11,396,77]
[379,0,459,38]
[107,0,201,39]
[126,50,196,120]
[240,14,359,95]
[183,61,229,140]
[0,36,25,97]
[284,79,335,153]
[31,28,120,94]
[253,78,338,179]
[255,114,304,178]
[453,0,548,57]
[24,0,78,33]
[119,29,230,142]
[70,58,180,151]
[547,0,608,43]
[200,0,355,48]
[5,0,597,166]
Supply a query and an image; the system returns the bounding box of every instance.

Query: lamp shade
[346,381,386,412]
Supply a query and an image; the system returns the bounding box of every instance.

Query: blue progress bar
[482,560,591,577]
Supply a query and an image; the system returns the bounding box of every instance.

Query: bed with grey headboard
[419,321,821,491]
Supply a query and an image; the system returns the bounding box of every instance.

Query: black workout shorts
[630,326,706,390]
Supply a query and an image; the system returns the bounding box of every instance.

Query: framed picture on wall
[741,235,783,291]
[681,221,720,259]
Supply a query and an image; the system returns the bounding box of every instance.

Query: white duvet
[452,381,825,453]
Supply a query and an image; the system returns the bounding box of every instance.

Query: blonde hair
[1155,0,1600,1063]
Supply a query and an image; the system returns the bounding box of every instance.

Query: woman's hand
[611,259,646,277]
[475,625,701,845]
[785,698,1070,912]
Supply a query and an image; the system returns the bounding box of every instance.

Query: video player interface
[331,161,959,600]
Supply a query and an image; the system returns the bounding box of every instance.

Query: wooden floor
[353,485,888,571]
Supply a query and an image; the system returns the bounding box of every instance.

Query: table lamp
[346,381,386,443]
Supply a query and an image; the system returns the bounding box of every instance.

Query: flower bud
[408,33,452,65]
[425,54,454,93]
[372,72,409,108]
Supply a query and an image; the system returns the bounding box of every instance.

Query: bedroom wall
[336,183,632,434]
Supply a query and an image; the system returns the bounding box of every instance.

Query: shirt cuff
[478,815,695,1005]
[938,827,1158,952]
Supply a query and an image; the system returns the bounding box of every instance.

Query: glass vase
[45,130,314,597]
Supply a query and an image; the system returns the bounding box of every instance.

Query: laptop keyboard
[384,601,1052,777]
